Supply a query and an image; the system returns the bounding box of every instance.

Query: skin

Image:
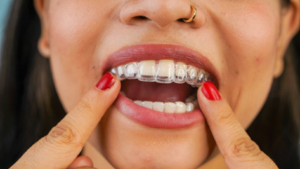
[11,0,300,168]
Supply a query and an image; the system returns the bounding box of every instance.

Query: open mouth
[111,59,211,113]
[105,44,217,128]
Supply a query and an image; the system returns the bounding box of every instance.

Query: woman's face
[36,0,297,168]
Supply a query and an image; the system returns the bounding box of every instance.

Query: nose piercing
[183,5,197,23]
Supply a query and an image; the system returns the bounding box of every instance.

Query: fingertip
[96,72,117,91]
[197,81,223,116]
[197,85,204,98]
[68,155,94,169]
[197,86,208,110]
[201,81,221,101]
[197,81,221,104]
[91,73,121,101]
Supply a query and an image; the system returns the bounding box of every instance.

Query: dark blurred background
[0,0,12,52]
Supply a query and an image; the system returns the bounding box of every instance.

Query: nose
[119,0,205,28]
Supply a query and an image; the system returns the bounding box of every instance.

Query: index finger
[197,81,277,168]
[11,73,120,169]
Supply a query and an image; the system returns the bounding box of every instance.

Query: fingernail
[96,73,115,90]
[201,81,221,100]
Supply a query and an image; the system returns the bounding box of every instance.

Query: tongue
[122,80,194,102]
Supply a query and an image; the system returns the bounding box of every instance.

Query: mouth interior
[121,80,196,102]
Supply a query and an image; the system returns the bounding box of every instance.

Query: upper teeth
[110,60,210,87]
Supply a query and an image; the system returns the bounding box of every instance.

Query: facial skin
[35,0,299,168]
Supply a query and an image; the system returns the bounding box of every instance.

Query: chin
[97,106,215,169]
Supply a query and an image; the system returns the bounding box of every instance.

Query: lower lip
[115,93,205,129]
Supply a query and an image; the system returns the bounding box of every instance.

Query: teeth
[116,65,126,80]
[164,102,177,113]
[174,62,187,84]
[125,62,138,79]
[186,103,195,112]
[185,95,196,103]
[132,98,198,113]
[138,60,156,82]
[133,100,143,106]
[192,100,199,108]
[110,68,117,74]
[142,101,153,109]
[156,60,175,83]
[175,102,187,113]
[196,69,208,86]
[186,66,198,85]
[153,102,165,112]
[111,60,210,87]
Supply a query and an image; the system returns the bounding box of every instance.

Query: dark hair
[0,0,299,168]
[0,0,65,168]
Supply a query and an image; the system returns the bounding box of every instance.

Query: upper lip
[102,44,219,86]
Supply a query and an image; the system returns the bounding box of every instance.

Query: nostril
[177,18,186,23]
[133,16,149,20]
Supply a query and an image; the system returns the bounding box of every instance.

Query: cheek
[218,1,279,62]
[211,2,280,127]
[47,1,111,110]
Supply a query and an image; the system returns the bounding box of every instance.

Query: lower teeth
[133,100,198,113]
[124,92,198,113]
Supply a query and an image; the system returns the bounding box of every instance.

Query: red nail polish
[201,81,221,100]
[96,73,115,90]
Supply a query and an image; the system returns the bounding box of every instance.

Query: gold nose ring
[183,5,197,23]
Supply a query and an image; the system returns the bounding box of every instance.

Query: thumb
[11,73,120,169]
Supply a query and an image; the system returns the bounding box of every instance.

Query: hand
[197,81,278,169]
[11,73,120,169]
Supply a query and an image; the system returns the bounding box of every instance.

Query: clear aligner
[110,60,210,87]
